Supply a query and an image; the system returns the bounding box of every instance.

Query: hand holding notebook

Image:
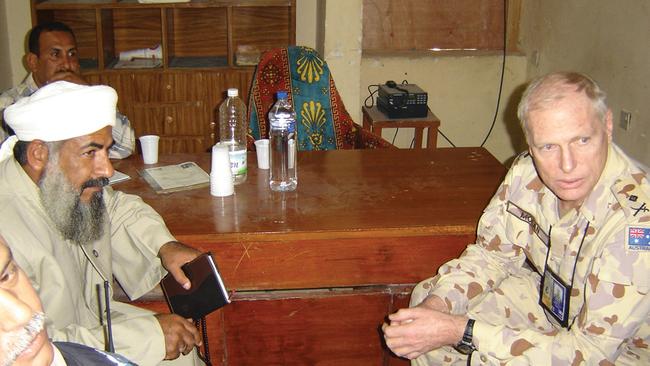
[160,252,230,319]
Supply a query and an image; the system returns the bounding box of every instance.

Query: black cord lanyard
[194,317,212,366]
[540,222,590,329]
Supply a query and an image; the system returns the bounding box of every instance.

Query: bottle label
[229,149,247,176]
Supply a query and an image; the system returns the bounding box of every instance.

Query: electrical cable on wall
[480,0,507,147]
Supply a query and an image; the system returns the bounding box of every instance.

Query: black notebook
[160,252,230,319]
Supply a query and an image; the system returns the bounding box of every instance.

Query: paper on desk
[140,162,210,194]
[109,170,131,185]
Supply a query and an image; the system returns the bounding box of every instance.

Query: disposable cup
[211,144,231,173]
[210,173,234,197]
[254,139,270,169]
[210,144,234,197]
[139,135,160,164]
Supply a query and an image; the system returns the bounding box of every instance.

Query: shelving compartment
[34,8,99,71]
[166,7,228,68]
[103,8,163,70]
[232,6,294,66]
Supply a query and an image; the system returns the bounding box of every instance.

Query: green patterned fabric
[248,46,392,150]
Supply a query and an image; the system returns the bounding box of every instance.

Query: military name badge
[626,225,650,252]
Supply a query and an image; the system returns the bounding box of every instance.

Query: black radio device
[377,82,428,118]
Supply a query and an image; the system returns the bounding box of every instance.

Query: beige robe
[0,157,200,365]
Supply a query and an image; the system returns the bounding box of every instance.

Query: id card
[540,267,570,327]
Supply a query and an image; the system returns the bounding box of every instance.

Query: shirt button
[480,354,488,362]
[92,250,99,258]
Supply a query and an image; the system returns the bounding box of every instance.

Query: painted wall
[519,0,650,165]
[295,0,317,50]
[1,0,30,88]
[320,0,364,127]
[0,0,10,91]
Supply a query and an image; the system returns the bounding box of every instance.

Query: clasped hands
[382,295,467,360]
[156,241,203,360]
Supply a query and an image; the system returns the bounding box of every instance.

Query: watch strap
[454,318,476,355]
[462,318,475,343]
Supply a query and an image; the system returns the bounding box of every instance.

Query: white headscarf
[0,81,117,161]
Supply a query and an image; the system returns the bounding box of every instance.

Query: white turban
[4,81,117,142]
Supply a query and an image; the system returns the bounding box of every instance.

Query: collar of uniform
[577,143,625,225]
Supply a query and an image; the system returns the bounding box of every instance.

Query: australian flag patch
[626,225,650,251]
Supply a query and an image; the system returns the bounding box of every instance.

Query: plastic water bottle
[218,88,247,185]
[268,91,297,191]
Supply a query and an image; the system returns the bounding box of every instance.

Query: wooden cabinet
[31,0,295,153]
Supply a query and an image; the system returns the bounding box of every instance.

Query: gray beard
[0,312,45,366]
[39,159,106,246]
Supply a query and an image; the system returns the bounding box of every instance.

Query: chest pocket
[592,247,650,295]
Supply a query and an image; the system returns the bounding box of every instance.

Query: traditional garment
[0,74,134,159]
[0,156,201,365]
[411,143,650,365]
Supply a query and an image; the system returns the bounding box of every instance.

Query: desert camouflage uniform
[411,143,650,365]
[0,74,135,159]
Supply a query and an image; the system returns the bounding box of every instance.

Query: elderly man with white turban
[0,81,204,366]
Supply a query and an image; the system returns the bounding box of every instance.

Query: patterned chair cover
[247,46,393,150]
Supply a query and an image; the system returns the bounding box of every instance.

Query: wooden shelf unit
[31,0,296,153]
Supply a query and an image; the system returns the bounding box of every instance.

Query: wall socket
[620,110,632,130]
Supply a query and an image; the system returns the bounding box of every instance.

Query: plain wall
[0,0,30,88]
[518,0,650,165]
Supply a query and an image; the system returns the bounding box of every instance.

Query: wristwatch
[454,318,477,355]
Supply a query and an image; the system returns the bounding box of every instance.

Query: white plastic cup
[139,135,160,164]
[254,139,270,169]
[210,144,234,197]
[210,173,234,197]
[211,143,231,173]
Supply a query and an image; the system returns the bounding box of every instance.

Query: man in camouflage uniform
[383,72,649,365]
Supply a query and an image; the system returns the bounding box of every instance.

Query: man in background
[383,72,649,365]
[0,234,136,365]
[0,21,134,159]
[0,81,203,365]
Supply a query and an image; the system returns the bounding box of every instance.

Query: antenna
[104,280,115,353]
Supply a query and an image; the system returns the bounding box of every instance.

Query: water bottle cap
[277,91,288,99]
[227,88,239,97]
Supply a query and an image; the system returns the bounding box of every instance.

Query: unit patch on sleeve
[626,225,650,251]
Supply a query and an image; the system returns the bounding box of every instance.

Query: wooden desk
[112,148,505,365]
[362,106,441,149]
